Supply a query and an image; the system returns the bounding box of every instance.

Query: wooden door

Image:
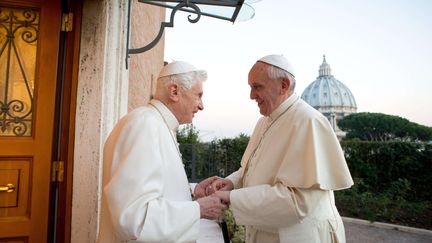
[0,0,61,242]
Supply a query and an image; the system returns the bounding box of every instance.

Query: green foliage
[177,124,201,144]
[180,133,250,182]
[211,134,250,177]
[224,209,245,243]
[336,179,432,228]
[337,140,432,229]
[177,125,206,182]
[341,140,432,201]
[338,112,432,141]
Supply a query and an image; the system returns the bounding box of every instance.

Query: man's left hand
[194,176,220,198]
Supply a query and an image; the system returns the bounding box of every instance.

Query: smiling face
[248,62,290,116]
[176,81,204,124]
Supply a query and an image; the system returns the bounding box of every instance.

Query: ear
[167,83,180,102]
[280,77,291,94]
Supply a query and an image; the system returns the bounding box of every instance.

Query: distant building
[301,56,357,139]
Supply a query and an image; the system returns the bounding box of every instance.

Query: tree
[176,124,200,144]
[338,112,432,142]
[214,133,250,176]
[177,125,203,181]
[177,131,250,181]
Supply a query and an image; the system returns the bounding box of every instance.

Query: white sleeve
[104,117,200,242]
[230,183,327,227]
[226,169,243,189]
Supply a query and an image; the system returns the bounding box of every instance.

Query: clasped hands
[194,176,234,221]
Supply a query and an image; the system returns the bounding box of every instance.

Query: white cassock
[226,93,354,243]
[97,99,200,243]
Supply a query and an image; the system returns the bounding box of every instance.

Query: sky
[164,0,432,141]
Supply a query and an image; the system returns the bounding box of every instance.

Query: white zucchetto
[158,61,206,79]
[258,54,295,77]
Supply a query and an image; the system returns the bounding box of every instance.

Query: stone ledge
[342,216,432,236]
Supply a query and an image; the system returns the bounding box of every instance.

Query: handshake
[193,176,234,221]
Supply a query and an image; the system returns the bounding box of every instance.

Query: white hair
[266,64,296,92]
[157,70,207,90]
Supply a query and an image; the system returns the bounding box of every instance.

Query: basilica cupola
[301,56,357,138]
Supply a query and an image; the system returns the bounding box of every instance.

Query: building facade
[0,0,164,242]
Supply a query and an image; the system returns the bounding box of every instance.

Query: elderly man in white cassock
[97,61,227,243]
[197,54,354,243]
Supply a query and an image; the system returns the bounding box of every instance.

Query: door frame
[47,0,82,242]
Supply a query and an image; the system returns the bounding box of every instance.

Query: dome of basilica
[301,56,357,138]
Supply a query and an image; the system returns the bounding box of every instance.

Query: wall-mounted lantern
[126,0,257,68]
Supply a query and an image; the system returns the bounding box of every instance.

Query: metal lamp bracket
[125,0,202,69]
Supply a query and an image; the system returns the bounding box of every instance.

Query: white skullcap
[257,54,295,77]
[158,61,206,78]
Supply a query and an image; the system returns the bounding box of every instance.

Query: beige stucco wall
[71,0,164,242]
[128,3,165,111]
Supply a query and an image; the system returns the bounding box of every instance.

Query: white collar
[268,93,299,121]
[149,99,179,132]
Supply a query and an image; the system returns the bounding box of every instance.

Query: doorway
[0,0,81,242]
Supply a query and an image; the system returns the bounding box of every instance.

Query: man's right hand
[196,196,227,220]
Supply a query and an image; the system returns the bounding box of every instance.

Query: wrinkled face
[248,63,285,116]
[177,82,204,124]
